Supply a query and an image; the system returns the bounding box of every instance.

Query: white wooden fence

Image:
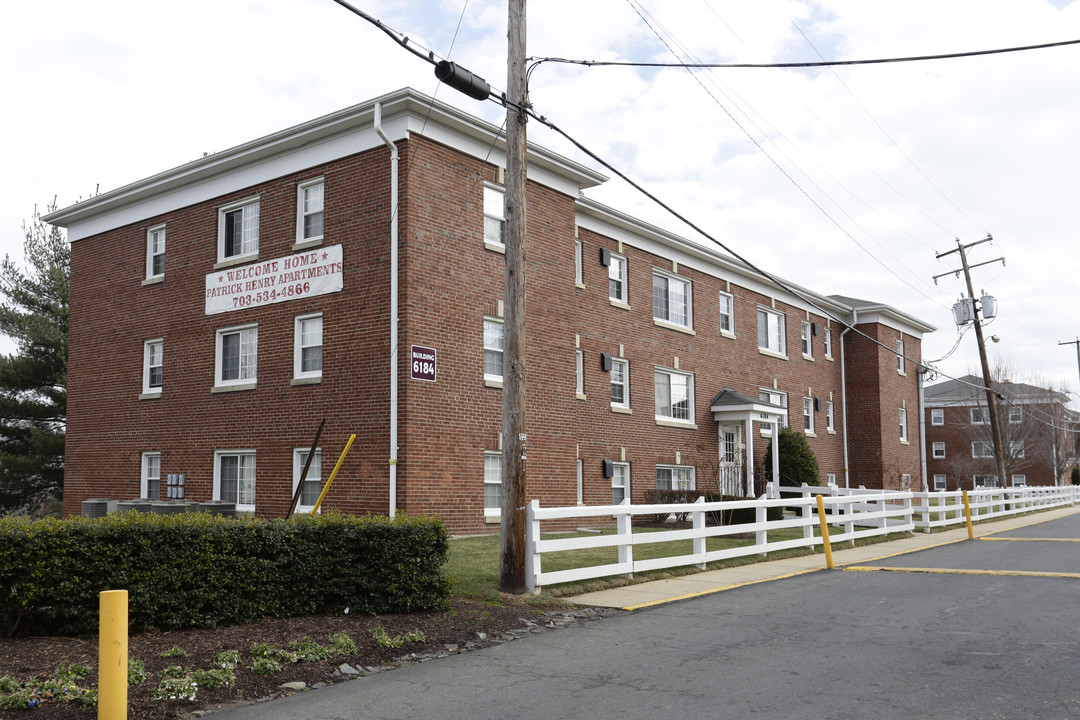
[524,484,1080,592]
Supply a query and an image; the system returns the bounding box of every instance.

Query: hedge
[0,511,450,637]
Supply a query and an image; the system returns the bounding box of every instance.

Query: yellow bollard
[962,489,974,540]
[816,494,834,569]
[98,590,128,720]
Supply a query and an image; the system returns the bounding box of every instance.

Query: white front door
[719,424,744,496]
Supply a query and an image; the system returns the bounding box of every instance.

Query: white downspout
[839,310,856,489]
[918,367,929,492]
[375,102,399,518]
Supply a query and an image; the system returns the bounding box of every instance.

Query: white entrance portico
[709,388,785,498]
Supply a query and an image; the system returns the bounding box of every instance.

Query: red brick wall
[65,133,927,533]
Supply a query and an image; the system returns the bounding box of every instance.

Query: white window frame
[215,324,258,389]
[1008,406,1022,423]
[142,338,163,396]
[931,408,944,426]
[612,461,630,504]
[652,270,692,331]
[803,397,815,435]
[1010,440,1025,459]
[974,474,998,488]
[292,448,322,513]
[933,474,947,491]
[608,253,628,305]
[825,401,835,432]
[575,349,585,398]
[294,314,323,381]
[146,224,165,279]
[826,473,837,486]
[655,465,695,491]
[1011,474,1027,487]
[654,368,694,425]
[899,407,908,443]
[801,321,812,358]
[611,358,630,411]
[574,240,584,286]
[296,178,325,245]
[759,389,789,431]
[823,326,833,359]
[484,451,502,518]
[718,291,734,336]
[932,442,946,459]
[141,451,161,500]
[483,318,504,387]
[757,307,786,357]
[483,185,505,251]
[217,196,260,262]
[971,407,988,425]
[896,338,905,374]
[214,450,256,511]
[972,441,994,458]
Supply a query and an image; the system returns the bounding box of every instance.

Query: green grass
[445,523,908,601]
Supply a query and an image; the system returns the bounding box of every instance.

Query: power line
[527,37,1080,71]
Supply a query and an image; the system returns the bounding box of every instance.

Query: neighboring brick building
[924,375,1079,490]
[46,88,934,534]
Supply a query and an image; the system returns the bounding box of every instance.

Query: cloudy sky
[3,0,1079,398]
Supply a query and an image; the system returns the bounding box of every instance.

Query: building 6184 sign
[205,244,344,315]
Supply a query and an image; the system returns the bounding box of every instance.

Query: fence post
[693,495,707,569]
[99,589,128,720]
[525,499,540,593]
[617,499,633,579]
[756,501,767,558]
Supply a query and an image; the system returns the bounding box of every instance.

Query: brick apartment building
[924,375,1079,491]
[45,88,934,534]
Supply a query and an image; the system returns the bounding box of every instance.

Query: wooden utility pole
[499,0,528,594]
[936,236,1007,489]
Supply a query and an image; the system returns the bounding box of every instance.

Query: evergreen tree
[0,203,68,514]
[762,425,820,487]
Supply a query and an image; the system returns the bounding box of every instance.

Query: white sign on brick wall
[205,244,343,315]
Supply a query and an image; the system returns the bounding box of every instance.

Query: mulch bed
[0,598,551,719]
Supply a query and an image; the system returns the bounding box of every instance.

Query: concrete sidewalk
[569,505,1080,610]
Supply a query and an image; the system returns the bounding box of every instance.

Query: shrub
[702,494,784,526]
[641,489,706,521]
[763,426,821,487]
[0,511,450,636]
[1071,467,1079,486]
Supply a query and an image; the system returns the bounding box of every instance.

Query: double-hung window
[483,186,505,250]
[655,369,693,424]
[801,321,812,358]
[718,292,734,335]
[215,451,256,510]
[218,197,259,262]
[933,442,946,459]
[484,452,502,516]
[575,350,585,398]
[757,307,786,356]
[294,314,323,380]
[611,358,629,410]
[612,462,629,504]
[899,408,908,442]
[216,325,258,388]
[896,339,905,373]
[933,474,947,491]
[146,224,165,279]
[1009,406,1022,423]
[972,441,994,458]
[971,407,988,425]
[143,339,163,396]
[823,327,833,359]
[608,253,628,304]
[574,240,583,285]
[825,401,835,432]
[656,465,695,491]
[142,452,161,500]
[759,389,789,429]
[931,408,944,426]
[652,271,692,330]
[293,448,322,513]
[1010,441,1025,458]
[297,178,324,244]
[483,318,504,386]
[803,397,815,434]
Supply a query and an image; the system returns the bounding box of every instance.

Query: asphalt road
[217,516,1080,720]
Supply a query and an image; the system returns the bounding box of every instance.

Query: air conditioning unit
[150,501,186,515]
[81,498,117,517]
[117,498,154,514]
[199,501,237,518]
